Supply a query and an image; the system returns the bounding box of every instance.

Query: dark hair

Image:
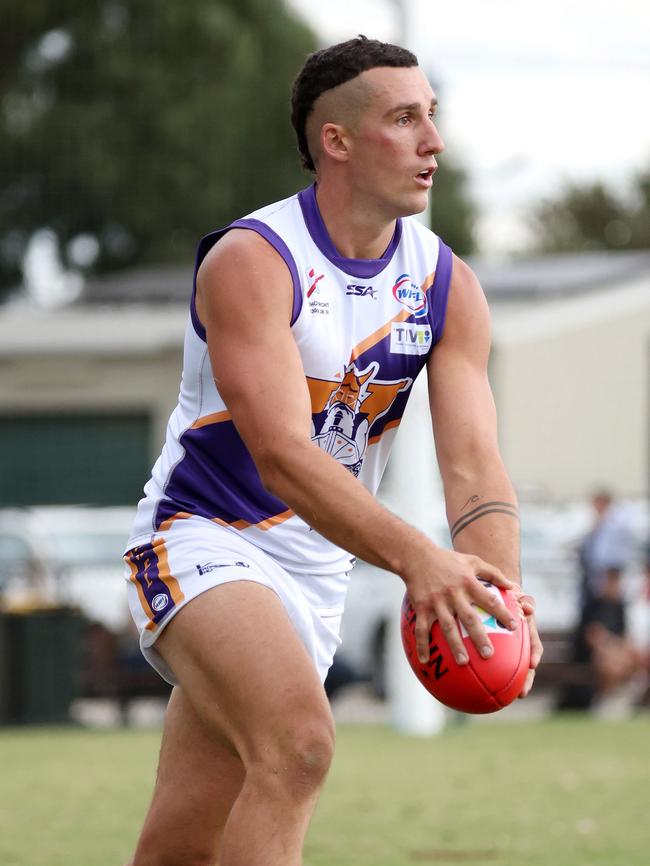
[291,35,418,172]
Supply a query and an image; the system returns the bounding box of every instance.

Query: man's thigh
[155,580,335,765]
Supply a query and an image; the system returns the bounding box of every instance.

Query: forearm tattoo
[450,500,519,542]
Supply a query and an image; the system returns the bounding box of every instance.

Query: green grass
[0,717,648,865]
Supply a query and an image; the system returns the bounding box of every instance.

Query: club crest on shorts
[151,593,169,612]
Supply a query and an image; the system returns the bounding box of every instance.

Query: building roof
[78,250,650,305]
[471,250,650,300]
[83,265,193,305]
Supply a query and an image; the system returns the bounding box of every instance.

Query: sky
[287,0,650,256]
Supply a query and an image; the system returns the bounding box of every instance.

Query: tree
[0,1,316,296]
[0,6,479,300]
[429,154,476,255]
[529,168,650,253]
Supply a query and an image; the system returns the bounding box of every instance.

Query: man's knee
[250,717,335,798]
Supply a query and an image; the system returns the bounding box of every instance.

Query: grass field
[0,716,648,865]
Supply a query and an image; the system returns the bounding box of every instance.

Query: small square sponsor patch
[390,322,432,355]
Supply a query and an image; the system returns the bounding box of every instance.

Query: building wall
[490,279,650,499]
[0,350,182,459]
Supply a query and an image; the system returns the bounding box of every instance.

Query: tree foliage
[429,154,476,255]
[0,3,478,298]
[529,168,650,253]
[0,0,316,293]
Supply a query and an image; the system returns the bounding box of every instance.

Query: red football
[400,581,530,714]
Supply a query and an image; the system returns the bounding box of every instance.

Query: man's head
[291,36,418,172]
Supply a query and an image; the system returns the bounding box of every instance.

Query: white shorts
[123,515,349,685]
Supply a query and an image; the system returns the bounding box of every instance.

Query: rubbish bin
[0,607,84,725]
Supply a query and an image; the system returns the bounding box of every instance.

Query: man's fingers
[519,667,536,698]
[527,613,544,669]
[414,609,434,664]
[473,558,515,590]
[436,609,469,665]
[455,600,494,660]
[473,582,519,632]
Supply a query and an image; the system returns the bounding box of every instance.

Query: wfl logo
[392,273,428,318]
[346,284,377,298]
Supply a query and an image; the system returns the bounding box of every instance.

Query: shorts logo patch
[196,560,250,576]
[390,322,432,355]
[151,593,169,612]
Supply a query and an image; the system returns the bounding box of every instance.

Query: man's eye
[398,115,411,125]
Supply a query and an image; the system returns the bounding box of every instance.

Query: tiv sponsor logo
[196,561,250,576]
[392,273,428,317]
[390,322,432,355]
[346,284,377,298]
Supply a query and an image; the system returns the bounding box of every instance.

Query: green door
[0,413,151,506]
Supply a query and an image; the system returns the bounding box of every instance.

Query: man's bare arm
[428,254,543,693]
[196,230,518,665]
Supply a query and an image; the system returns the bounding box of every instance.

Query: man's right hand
[402,548,518,664]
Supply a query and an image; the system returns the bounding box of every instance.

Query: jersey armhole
[429,240,453,345]
[190,219,303,342]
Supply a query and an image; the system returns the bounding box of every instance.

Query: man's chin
[398,192,429,219]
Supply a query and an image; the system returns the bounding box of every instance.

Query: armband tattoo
[450,500,519,542]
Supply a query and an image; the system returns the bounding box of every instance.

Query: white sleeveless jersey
[127,183,453,574]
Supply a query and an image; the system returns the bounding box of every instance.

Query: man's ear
[320,122,352,164]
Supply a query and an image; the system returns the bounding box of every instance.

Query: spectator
[577,489,633,607]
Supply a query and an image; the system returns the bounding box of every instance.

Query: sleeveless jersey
[127,183,453,575]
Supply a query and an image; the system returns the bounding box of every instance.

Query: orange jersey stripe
[158,511,194,532]
[125,554,153,627]
[349,309,410,362]
[368,417,402,445]
[348,268,436,362]
[152,536,185,608]
[227,508,295,532]
[191,409,232,429]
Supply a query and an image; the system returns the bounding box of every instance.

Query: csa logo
[392,273,428,318]
[151,593,169,612]
[346,284,377,298]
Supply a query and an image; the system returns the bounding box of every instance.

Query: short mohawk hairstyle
[291,35,418,172]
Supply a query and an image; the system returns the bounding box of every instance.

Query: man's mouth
[415,167,436,186]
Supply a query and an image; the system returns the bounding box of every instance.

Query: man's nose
[422,119,445,155]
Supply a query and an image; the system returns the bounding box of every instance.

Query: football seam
[462,655,500,712]
[469,620,527,708]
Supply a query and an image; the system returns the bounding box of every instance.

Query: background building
[1,250,648,507]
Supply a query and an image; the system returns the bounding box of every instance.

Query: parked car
[0,506,133,631]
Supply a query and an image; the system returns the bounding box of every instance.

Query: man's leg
[131,580,336,866]
[129,686,245,866]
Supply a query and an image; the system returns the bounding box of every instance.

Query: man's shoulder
[241,189,302,225]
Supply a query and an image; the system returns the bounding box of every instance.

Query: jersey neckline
[297,183,403,279]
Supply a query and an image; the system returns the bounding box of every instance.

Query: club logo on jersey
[306,266,325,298]
[346,284,377,298]
[308,362,411,477]
[392,273,428,318]
[390,322,432,355]
[151,593,169,612]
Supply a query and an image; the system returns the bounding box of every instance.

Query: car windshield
[50,532,127,568]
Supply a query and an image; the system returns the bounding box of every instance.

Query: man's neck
[314,181,397,260]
